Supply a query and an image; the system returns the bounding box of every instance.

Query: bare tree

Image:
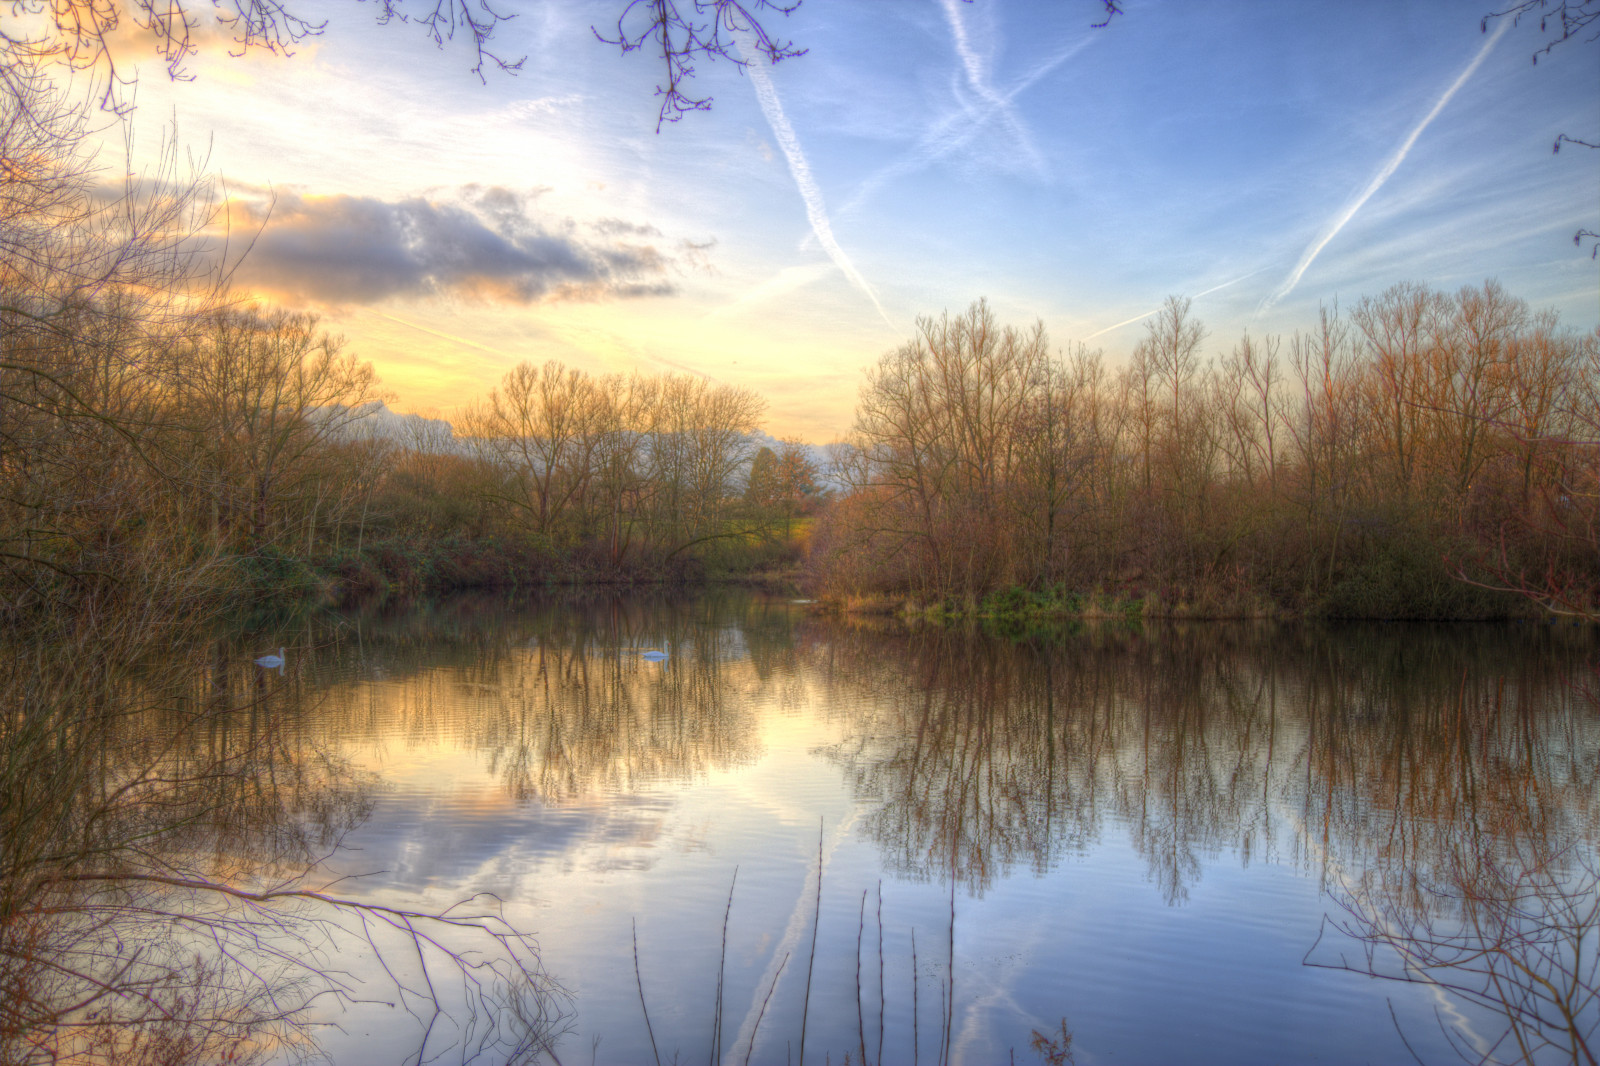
[1483,0,1600,63]
[4,0,1125,128]
[170,308,386,551]
[1,0,522,115]
[593,0,807,129]
[0,67,225,608]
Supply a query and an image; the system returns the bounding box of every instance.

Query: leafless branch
[1483,0,1600,62]
[593,0,807,130]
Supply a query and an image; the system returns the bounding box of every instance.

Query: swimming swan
[254,647,286,669]
[641,640,670,662]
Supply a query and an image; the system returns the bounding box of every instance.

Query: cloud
[1262,19,1510,310]
[734,29,897,331]
[591,217,664,238]
[225,187,676,306]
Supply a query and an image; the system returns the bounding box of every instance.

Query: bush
[1320,534,1518,620]
[234,546,330,604]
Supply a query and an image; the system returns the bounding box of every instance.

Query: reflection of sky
[272,606,1599,1066]
[98,0,1600,440]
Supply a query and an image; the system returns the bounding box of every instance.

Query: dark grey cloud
[231,187,677,305]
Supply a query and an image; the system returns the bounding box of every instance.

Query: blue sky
[110,0,1599,438]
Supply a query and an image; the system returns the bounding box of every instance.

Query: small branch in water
[713,867,738,1066]
[743,951,790,1066]
[634,916,662,1066]
[857,888,869,1066]
[912,927,920,1066]
[943,859,956,1066]
[799,817,823,1066]
[877,880,885,1066]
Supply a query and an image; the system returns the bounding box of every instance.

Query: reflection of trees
[0,620,565,1065]
[814,622,1598,908]
[290,590,807,803]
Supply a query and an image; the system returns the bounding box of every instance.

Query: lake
[156,593,1600,1064]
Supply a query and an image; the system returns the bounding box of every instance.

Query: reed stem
[712,867,738,1066]
[634,916,662,1066]
[798,817,823,1066]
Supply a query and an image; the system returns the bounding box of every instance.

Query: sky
[98,0,1600,440]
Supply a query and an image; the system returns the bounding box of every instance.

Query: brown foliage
[814,290,1598,619]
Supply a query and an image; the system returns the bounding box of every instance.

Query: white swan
[254,647,286,669]
[640,640,670,662]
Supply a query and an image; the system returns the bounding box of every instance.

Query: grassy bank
[825,566,1535,629]
[224,531,809,612]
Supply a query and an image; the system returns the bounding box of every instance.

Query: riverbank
[229,535,808,610]
[818,570,1539,626]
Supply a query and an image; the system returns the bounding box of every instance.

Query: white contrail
[837,34,1093,219]
[370,309,516,359]
[1082,308,1160,341]
[722,811,860,1066]
[1081,271,1260,341]
[737,31,896,330]
[704,261,833,320]
[938,0,1042,173]
[1263,20,1510,309]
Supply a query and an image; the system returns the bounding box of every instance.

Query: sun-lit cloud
[223,186,676,306]
[1262,18,1512,310]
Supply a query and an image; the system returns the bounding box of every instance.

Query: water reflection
[1313,759,1599,1065]
[0,621,564,1066]
[16,595,1589,1063]
[237,598,1597,1061]
[299,591,805,803]
[812,623,1598,907]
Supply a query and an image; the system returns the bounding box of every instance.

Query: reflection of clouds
[224,187,676,306]
[330,790,674,894]
[288,600,1596,924]
[197,600,1600,1066]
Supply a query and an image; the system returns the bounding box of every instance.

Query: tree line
[814,293,1598,618]
[5,67,1595,620]
[0,73,829,617]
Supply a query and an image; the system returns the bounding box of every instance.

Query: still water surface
[241,592,1597,1065]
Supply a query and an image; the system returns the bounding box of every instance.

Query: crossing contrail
[837,33,1094,219]
[938,0,1043,173]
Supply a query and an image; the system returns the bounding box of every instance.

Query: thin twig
[877,880,885,1066]
[743,952,789,1066]
[912,927,920,1066]
[799,817,822,1066]
[634,917,662,1066]
[713,867,738,1066]
[857,888,869,1066]
[943,854,956,1066]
